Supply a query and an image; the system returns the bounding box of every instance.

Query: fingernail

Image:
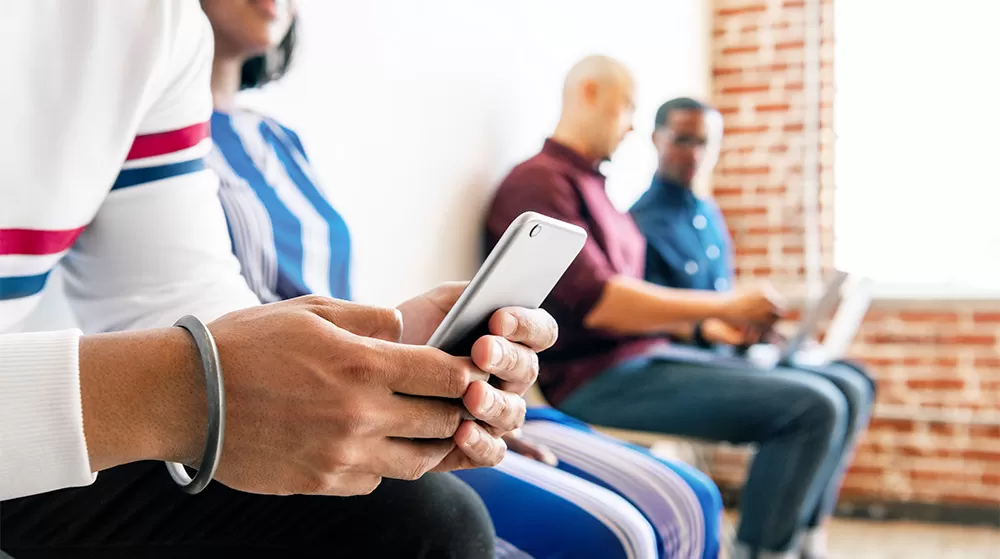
[478,387,496,415]
[464,427,482,448]
[501,313,517,337]
[489,338,504,368]
[543,451,559,467]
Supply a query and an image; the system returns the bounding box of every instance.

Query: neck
[211,54,245,113]
[656,170,690,189]
[551,121,599,166]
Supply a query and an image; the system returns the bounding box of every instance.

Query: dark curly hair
[240,19,297,90]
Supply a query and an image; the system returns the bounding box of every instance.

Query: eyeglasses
[671,134,708,148]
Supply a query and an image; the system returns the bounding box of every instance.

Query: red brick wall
[710,0,1000,508]
[712,0,835,283]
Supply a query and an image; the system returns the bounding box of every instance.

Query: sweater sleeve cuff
[0,330,97,500]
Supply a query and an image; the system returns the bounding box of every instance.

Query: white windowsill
[866,281,1000,303]
[768,279,1000,309]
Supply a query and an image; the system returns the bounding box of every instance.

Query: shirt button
[715,278,729,291]
[693,215,707,230]
[685,261,699,275]
[706,245,721,260]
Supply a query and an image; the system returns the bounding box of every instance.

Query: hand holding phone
[416,212,585,472]
[426,212,587,355]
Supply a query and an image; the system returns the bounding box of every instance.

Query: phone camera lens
[530,225,542,237]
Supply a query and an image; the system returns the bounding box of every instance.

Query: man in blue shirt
[631,98,734,296]
[630,98,877,559]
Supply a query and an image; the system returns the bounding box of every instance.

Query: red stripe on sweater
[126,121,210,161]
[0,227,86,256]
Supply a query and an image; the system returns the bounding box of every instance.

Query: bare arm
[584,275,783,337]
[79,328,204,473]
[583,275,728,334]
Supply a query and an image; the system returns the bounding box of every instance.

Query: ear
[652,129,665,149]
[581,80,599,104]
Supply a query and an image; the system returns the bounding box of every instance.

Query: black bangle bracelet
[165,315,225,495]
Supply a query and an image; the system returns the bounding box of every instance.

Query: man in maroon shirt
[485,55,858,559]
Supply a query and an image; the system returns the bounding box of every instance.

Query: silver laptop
[746,271,872,368]
[778,271,849,362]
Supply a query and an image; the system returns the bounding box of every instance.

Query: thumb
[534,444,559,467]
[303,297,404,342]
[506,433,558,466]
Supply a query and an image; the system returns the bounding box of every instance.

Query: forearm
[584,275,728,335]
[80,328,203,472]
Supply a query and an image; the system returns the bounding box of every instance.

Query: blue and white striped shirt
[208,110,351,302]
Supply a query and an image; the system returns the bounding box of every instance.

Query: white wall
[25,0,709,330]
[241,0,711,306]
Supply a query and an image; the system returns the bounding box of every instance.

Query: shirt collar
[542,138,605,178]
[651,174,698,207]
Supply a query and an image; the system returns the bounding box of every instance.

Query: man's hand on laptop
[701,318,746,345]
[719,283,786,324]
[702,318,783,348]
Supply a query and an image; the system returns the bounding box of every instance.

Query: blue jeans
[559,352,874,555]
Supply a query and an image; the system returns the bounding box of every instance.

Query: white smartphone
[426,211,587,354]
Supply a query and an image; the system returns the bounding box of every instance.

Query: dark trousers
[1,462,495,558]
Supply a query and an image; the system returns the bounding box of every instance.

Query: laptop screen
[779,271,850,362]
[821,276,873,359]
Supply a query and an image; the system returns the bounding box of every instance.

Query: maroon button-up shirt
[485,139,668,405]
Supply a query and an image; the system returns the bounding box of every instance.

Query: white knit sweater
[0,0,258,500]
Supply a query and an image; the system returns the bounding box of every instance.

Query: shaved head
[562,55,634,102]
[553,55,636,163]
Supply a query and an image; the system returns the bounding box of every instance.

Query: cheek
[208,5,274,54]
[241,12,276,48]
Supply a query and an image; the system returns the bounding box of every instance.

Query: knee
[795,380,850,440]
[401,473,495,559]
[828,363,877,422]
[841,362,877,404]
